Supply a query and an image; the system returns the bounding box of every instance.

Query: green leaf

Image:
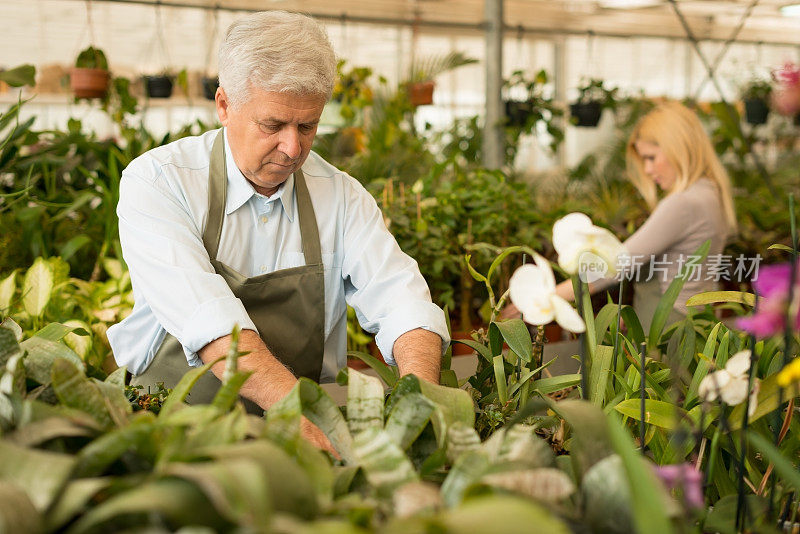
[450,338,492,363]
[548,399,613,477]
[61,320,92,360]
[648,240,710,351]
[581,454,635,534]
[440,450,491,507]
[21,258,53,318]
[0,481,42,533]
[21,335,83,385]
[485,245,539,284]
[353,427,418,496]
[0,64,36,87]
[464,254,487,284]
[58,234,92,262]
[589,345,614,406]
[747,432,800,491]
[159,355,224,416]
[439,495,571,533]
[685,291,755,308]
[606,416,674,534]
[685,322,722,407]
[347,350,398,387]
[73,414,157,477]
[0,324,21,367]
[419,380,475,448]
[212,370,253,412]
[0,440,75,511]
[529,374,581,395]
[490,319,533,362]
[45,478,110,532]
[347,368,385,435]
[493,355,508,404]
[51,358,130,429]
[0,270,15,313]
[384,392,435,450]
[614,399,686,430]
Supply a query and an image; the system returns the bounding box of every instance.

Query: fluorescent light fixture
[599,0,661,8]
[781,3,800,17]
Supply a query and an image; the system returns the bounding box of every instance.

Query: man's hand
[393,328,442,384]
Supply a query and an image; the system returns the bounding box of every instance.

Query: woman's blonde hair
[626,101,737,233]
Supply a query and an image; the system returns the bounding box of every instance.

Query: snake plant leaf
[165,458,272,530]
[284,438,336,506]
[0,270,15,313]
[22,257,53,318]
[490,319,533,362]
[445,421,481,464]
[581,454,635,534]
[384,392,435,450]
[347,368,385,435]
[614,399,686,430]
[51,358,130,429]
[385,373,422,417]
[547,399,613,479]
[65,477,227,534]
[440,450,491,507]
[0,440,76,511]
[0,481,42,534]
[393,481,443,518]
[212,370,253,412]
[296,377,355,462]
[437,495,571,534]
[1,318,22,342]
[159,354,225,416]
[493,424,554,468]
[606,417,675,534]
[45,478,110,532]
[418,380,475,447]
[481,468,575,503]
[352,426,419,496]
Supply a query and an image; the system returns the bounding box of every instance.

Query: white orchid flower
[552,212,627,279]
[509,254,586,334]
[698,350,759,415]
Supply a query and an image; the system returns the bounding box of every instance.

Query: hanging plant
[739,78,772,125]
[570,78,618,128]
[404,51,478,107]
[70,46,110,99]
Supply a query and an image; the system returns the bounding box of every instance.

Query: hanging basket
[202,76,219,100]
[743,98,769,125]
[504,99,535,128]
[569,101,603,127]
[144,75,174,98]
[407,80,435,106]
[70,67,109,99]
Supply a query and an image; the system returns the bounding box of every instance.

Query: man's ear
[215,87,230,126]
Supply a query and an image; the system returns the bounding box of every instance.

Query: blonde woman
[540,101,738,330]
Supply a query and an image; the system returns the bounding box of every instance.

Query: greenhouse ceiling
[94,0,800,45]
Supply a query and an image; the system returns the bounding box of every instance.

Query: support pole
[483,0,504,169]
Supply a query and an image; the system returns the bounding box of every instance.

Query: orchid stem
[736,333,758,531]
[640,341,646,453]
[576,278,588,400]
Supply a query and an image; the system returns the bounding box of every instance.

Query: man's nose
[278,127,302,160]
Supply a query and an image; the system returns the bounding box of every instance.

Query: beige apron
[132,131,326,413]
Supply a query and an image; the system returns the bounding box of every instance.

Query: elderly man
[107,11,449,448]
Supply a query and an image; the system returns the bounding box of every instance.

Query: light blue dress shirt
[107,128,449,382]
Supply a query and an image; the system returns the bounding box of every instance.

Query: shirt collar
[222,128,296,221]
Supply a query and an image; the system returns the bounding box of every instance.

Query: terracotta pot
[407,80,435,106]
[70,67,109,99]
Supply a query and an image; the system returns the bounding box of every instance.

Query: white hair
[218,11,336,108]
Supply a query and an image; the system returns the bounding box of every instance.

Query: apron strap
[204,129,322,267]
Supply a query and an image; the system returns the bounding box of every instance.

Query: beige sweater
[601,178,729,313]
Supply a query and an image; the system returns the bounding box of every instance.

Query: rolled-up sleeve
[339,176,449,366]
[117,163,257,367]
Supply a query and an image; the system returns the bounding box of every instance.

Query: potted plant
[502,69,564,161]
[405,51,478,107]
[570,78,618,127]
[201,75,218,100]
[740,78,772,125]
[143,71,174,98]
[70,46,110,99]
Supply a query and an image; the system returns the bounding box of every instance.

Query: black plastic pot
[570,101,602,127]
[144,75,173,98]
[795,113,800,126]
[202,76,219,100]
[744,98,769,125]
[504,100,534,128]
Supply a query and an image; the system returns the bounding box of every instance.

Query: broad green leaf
[450,338,492,362]
[0,270,15,312]
[438,495,570,533]
[0,64,36,87]
[104,366,127,386]
[347,368,384,435]
[62,320,92,360]
[619,306,645,346]
[347,350,398,387]
[440,450,491,507]
[0,324,21,367]
[0,318,22,342]
[384,392,435,450]
[685,290,755,308]
[529,374,581,395]
[490,319,533,362]
[581,454,635,534]
[73,414,156,477]
[102,258,124,280]
[7,416,95,447]
[51,359,130,429]
[606,417,674,534]
[419,379,475,447]
[589,344,613,406]
[507,358,555,398]
[0,440,75,511]
[28,322,79,342]
[703,494,768,534]
[65,478,226,533]
[747,432,800,492]
[22,335,83,385]
[548,399,613,477]
[21,258,53,318]
[614,399,686,430]
[45,478,110,532]
[353,427,418,496]
[0,481,42,533]
[648,240,710,351]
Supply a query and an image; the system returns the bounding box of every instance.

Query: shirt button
[259,215,268,223]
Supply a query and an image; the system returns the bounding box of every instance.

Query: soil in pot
[744,98,769,125]
[570,101,603,127]
[144,75,174,98]
[70,68,109,99]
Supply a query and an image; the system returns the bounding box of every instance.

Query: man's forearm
[199,329,297,409]
[392,328,442,384]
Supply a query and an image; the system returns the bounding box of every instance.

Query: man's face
[216,87,326,196]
